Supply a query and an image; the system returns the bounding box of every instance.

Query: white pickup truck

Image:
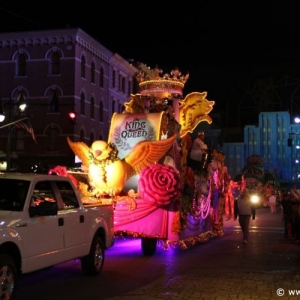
[0,172,115,300]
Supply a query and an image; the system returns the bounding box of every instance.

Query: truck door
[26,180,64,259]
[54,180,86,249]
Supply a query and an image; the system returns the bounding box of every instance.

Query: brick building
[0,28,138,171]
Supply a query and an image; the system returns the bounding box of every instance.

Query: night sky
[1,1,300,126]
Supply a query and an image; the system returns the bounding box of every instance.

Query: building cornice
[0,28,112,63]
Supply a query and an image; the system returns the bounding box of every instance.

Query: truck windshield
[0,179,30,211]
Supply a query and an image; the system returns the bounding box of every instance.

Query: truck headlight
[250,194,259,204]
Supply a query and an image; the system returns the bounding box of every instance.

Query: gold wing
[124,134,177,174]
[67,137,90,168]
[123,94,145,113]
[178,92,215,136]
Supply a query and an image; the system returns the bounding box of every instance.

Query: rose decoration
[49,165,68,176]
[48,165,78,188]
[138,164,181,207]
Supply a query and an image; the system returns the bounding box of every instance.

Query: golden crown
[136,66,189,98]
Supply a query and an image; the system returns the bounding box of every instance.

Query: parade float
[65,66,232,255]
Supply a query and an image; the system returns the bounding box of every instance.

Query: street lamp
[0,95,27,171]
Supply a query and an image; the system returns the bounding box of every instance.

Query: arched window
[122,77,126,93]
[118,103,124,113]
[81,55,86,78]
[99,101,103,122]
[90,97,95,119]
[49,90,59,113]
[99,67,104,88]
[50,51,60,75]
[127,81,131,96]
[80,92,85,115]
[90,132,94,146]
[112,69,116,88]
[17,53,26,76]
[111,99,116,116]
[91,61,95,84]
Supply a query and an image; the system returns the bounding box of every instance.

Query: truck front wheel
[141,238,157,256]
[0,254,17,300]
[81,236,105,276]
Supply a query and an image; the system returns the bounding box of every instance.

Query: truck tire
[81,236,105,276]
[141,238,157,256]
[0,254,18,300]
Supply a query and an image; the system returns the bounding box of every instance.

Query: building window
[80,92,85,116]
[99,101,103,122]
[90,97,95,119]
[17,53,26,76]
[111,99,115,116]
[90,132,94,146]
[99,67,104,88]
[91,61,95,84]
[122,77,125,93]
[118,103,124,113]
[50,51,60,75]
[119,74,122,92]
[81,55,86,79]
[49,90,59,113]
[112,70,116,88]
[127,81,131,97]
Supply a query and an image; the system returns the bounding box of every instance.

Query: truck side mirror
[29,202,58,218]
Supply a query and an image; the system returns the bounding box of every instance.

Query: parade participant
[236,178,256,244]
[209,150,229,230]
[281,192,294,238]
[189,131,208,171]
[268,192,277,214]
[225,177,238,220]
[290,185,300,242]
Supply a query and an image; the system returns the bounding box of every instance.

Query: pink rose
[49,166,68,176]
[138,164,181,207]
[48,165,78,188]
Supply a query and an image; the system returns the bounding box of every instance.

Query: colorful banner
[108,112,164,159]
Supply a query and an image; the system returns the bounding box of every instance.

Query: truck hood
[0,211,14,218]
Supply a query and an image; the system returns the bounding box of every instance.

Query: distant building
[202,111,300,183]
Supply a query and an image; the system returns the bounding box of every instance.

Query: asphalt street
[106,206,300,300]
